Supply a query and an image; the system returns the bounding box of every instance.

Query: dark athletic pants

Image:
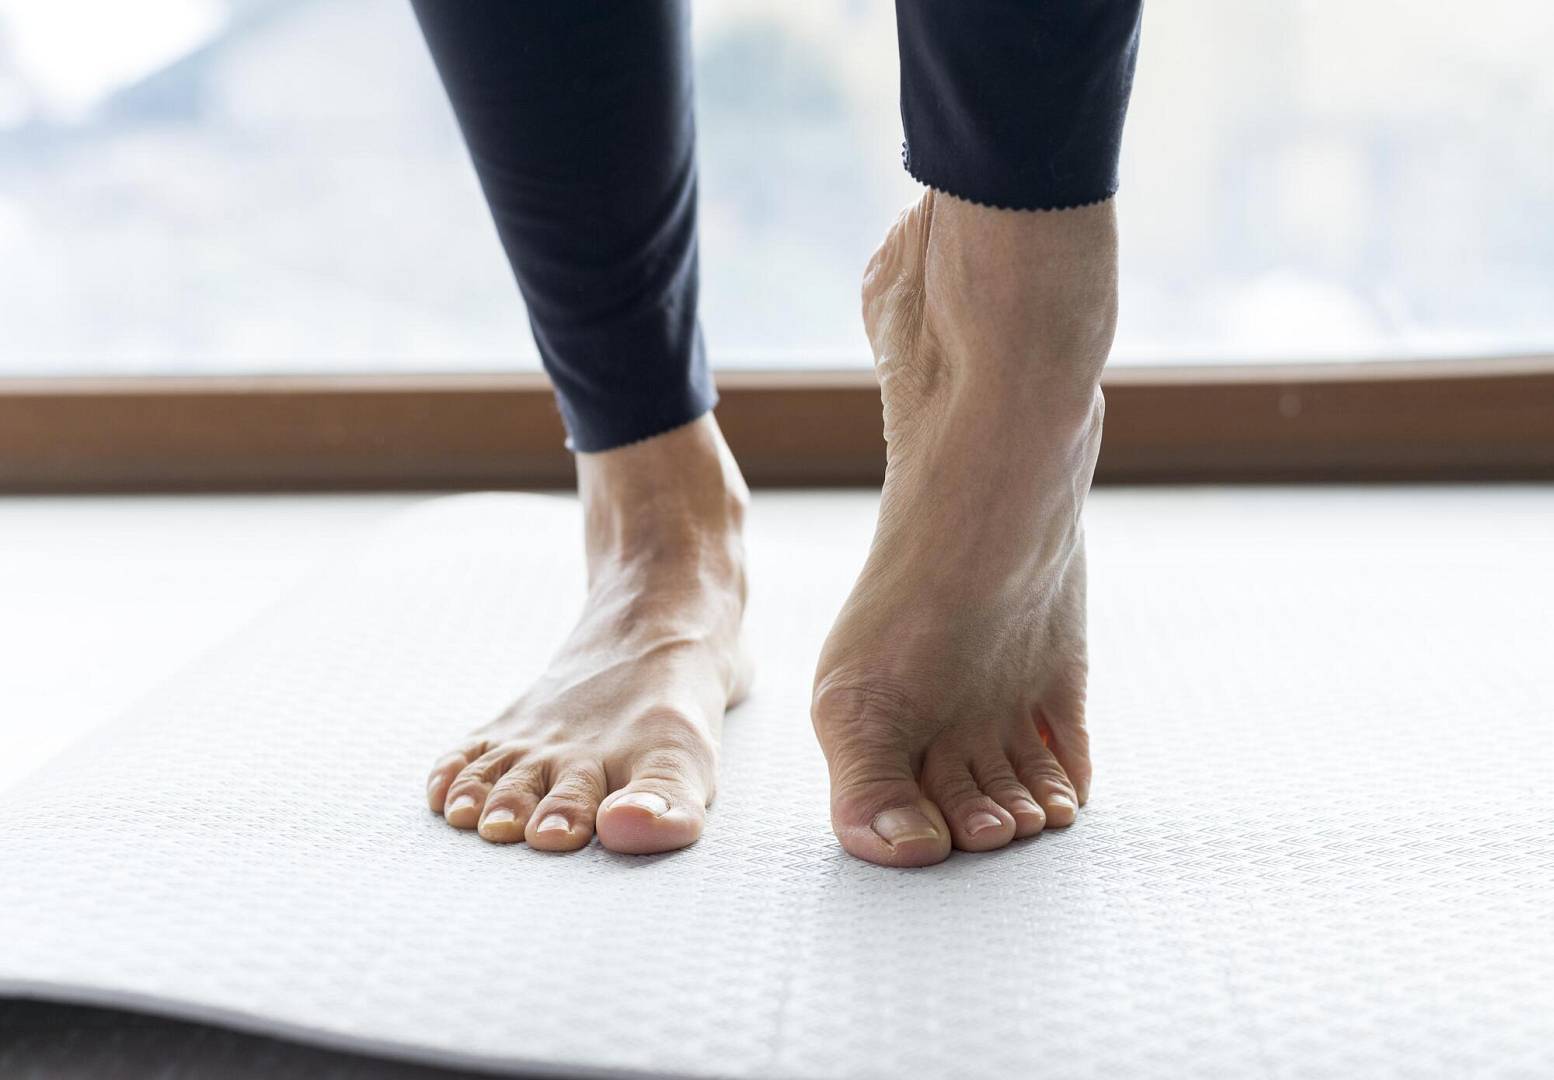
[411,1,1142,452]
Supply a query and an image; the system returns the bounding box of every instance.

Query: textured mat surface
[2,492,1551,1079]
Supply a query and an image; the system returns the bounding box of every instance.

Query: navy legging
[410,1,1142,452]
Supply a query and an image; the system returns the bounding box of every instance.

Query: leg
[413,0,713,451]
[412,1,749,854]
[812,0,1142,866]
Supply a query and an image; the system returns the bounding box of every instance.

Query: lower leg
[411,0,713,451]
[812,192,1117,867]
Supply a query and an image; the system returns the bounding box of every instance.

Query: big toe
[831,778,951,868]
[596,777,707,855]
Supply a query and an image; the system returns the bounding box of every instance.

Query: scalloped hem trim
[901,143,1118,213]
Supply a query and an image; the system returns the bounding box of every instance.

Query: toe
[443,743,519,828]
[1038,701,1092,806]
[1034,784,1077,827]
[858,797,951,867]
[596,774,708,856]
[595,717,717,855]
[922,753,1016,852]
[1014,735,1080,828]
[829,754,951,867]
[442,747,516,830]
[477,761,545,844]
[425,738,486,814]
[972,757,1047,838]
[525,763,606,852]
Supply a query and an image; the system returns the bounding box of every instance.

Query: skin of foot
[812,190,1118,868]
[426,414,751,855]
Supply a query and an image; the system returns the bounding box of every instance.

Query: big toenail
[535,813,569,834]
[966,811,1003,836]
[447,794,475,814]
[615,792,669,816]
[872,808,938,846]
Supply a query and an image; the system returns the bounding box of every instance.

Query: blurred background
[0,8,1550,1072]
[1,0,1550,378]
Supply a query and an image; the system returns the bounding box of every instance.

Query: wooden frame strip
[1,358,1551,491]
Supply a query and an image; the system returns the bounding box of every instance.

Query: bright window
[1,0,1549,376]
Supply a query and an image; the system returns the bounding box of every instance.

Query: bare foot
[812,190,1117,867]
[426,415,750,855]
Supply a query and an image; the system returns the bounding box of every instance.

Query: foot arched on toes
[814,192,1114,867]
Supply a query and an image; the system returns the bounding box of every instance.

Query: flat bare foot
[813,190,1117,867]
[426,415,750,855]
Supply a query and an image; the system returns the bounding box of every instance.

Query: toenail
[446,794,475,814]
[1046,793,1074,809]
[535,813,569,835]
[482,808,515,827]
[614,792,669,816]
[966,811,1004,836]
[871,808,939,847]
[1011,799,1042,817]
[427,775,446,793]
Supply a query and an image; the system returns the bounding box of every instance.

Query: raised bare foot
[812,190,1117,867]
[426,415,750,854]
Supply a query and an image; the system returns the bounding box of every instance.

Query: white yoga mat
[2,492,1550,1078]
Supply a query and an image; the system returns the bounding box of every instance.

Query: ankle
[577,414,748,571]
[922,193,1118,406]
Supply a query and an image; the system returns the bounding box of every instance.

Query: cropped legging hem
[895,0,1142,214]
[902,147,1119,214]
[560,382,719,456]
